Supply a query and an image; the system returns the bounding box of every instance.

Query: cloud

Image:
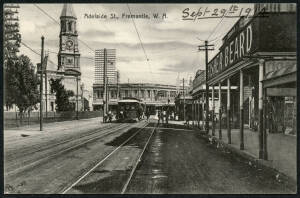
[17,3,254,92]
[81,29,116,38]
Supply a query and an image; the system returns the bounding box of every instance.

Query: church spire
[60,4,76,19]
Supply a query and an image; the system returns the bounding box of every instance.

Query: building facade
[95,49,117,84]
[35,4,85,113]
[57,4,83,111]
[190,3,296,160]
[93,83,179,114]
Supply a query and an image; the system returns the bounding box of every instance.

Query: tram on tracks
[116,97,145,122]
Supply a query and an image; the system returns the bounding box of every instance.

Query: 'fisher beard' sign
[208,19,254,80]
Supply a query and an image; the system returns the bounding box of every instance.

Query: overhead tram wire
[126,4,154,80]
[126,4,149,62]
[33,4,95,53]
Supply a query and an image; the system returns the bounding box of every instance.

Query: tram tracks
[5,123,139,177]
[121,125,156,194]
[61,124,157,194]
[5,123,121,159]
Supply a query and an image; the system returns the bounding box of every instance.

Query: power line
[34,4,59,25]
[196,37,207,42]
[126,3,154,79]
[21,41,57,67]
[126,4,149,62]
[33,4,94,52]
[21,41,40,56]
[206,6,231,41]
[47,50,94,60]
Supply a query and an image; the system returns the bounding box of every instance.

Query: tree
[4,4,22,110]
[50,78,74,111]
[4,55,40,114]
[4,4,21,62]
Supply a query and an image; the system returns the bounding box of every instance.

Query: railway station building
[190,3,296,160]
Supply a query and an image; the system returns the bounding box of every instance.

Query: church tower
[57,4,82,111]
[58,4,80,75]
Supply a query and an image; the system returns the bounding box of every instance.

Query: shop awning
[263,64,296,88]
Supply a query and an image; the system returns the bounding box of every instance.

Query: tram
[116,97,145,122]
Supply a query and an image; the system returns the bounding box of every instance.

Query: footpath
[4,117,104,142]
[166,120,297,182]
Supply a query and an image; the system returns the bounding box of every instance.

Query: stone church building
[40,4,84,112]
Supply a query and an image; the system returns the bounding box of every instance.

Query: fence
[4,110,103,129]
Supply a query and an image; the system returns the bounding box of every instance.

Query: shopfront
[206,10,296,159]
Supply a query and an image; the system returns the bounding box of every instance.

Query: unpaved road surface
[4,120,148,194]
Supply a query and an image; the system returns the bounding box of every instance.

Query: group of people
[157,110,169,125]
[104,110,113,123]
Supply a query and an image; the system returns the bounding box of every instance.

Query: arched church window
[61,21,66,32]
[68,21,72,32]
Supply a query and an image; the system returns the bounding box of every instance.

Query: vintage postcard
[3,2,297,194]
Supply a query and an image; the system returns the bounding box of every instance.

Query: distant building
[81,85,93,111]
[95,49,117,84]
[93,83,178,114]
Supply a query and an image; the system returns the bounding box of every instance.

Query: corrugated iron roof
[265,64,296,80]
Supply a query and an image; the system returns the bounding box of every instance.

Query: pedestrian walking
[146,109,150,121]
[157,111,161,126]
[166,108,169,125]
[108,110,112,123]
[161,110,165,125]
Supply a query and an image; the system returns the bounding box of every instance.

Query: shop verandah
[189,60,296,180]
[188,8,296,180]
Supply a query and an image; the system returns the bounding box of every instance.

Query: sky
[18,3,254,92]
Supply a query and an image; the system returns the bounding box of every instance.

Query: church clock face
[66,39,74,50]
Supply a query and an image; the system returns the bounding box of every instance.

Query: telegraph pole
[106,76,109,113]
[103,48,107,122]
[45,66,47,118]
[117,71,120,100]
[76,75,79,120]
[198,40,214,134]
[183,78,185,121]
[40,36,44,131]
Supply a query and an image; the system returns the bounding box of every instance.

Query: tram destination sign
[207,17,258,80]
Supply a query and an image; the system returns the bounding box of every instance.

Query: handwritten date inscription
[182,5,257,21]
